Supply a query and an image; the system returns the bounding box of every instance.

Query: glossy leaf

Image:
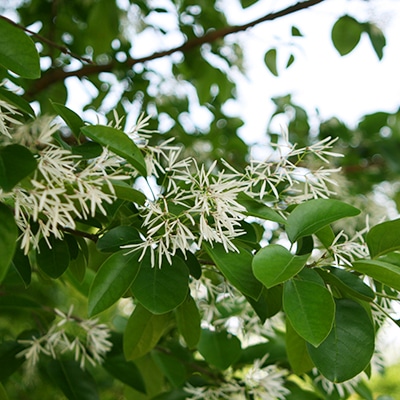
[0,17,40,78]
[283,279,335,347]
[123,304,172,360]
[36,236,70,279]
[204,242,263,300]
[51,102,84,137]
[97,226,141,253]
[0,144,37,192]
[286,319,314,375]
[366,218,400,258]
[0,86,35,116]
[81,125,147,176]
[246,285,282,323]
[102,180,147,205]
[264,48,278,76]
[318,267,375,301]
[286,199,360,243]
[175,295,201,348]
[332,15,363,56]
[237,192,286,224]
[198,329,241,370]
[352,259,400,291]
[45,359,99,400]
[253,244,309,288]
[72,142,103,159]
[0,204,18,283]
[88,250,141,316]
[307,299,374,382]
[131,256,189,314]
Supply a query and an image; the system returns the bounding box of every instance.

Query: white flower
[0,99,22,138]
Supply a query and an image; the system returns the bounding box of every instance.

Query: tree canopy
[0,0,400,399]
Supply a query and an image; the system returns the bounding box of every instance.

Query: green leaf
[286,53,295,68]
[81,125,147,176]
[252,244,309,288]
[103,180,147,205]
[286,199,360,243]
[198,329,241,370]
[366,218,400,258]
[175,295,201,348]
[286,319,314,374]
[72,142,103,159]
[204,242,263,300]
[239,0,258,8]
[88,250,141,316]
[264,48,278,76]
[151,350,186,387]
[318,267,375,302]
[291,26,303,37]
[0,382,9,400]
[283,279,335,347]
[123,304,172,360]
[45,359,99,400]
[307,298,375,382]
[331,15,363,56]
[36,236,70,279]
[131,255,189,314]
[315,224,335,249]
[0,204,18,283]
[352,259,400,291]
[0,18,40,78]
[246,285,282,323]
[237,192,286,224]
[365,23,386,60]
[0,86,35,117]
[51,101,84,137]
[0,144,37,192]
[97,226,141,253]
[0,341,25,381]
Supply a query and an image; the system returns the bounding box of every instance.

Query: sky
[221,0,400,143]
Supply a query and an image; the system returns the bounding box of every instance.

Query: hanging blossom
[0,98,22,139]
[17,306,112,380]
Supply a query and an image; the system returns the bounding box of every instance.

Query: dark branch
[26,0,326,97]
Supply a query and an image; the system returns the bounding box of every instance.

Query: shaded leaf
[365,22,386,60]
[286,199,360,243]
[307,299,374,382]
[0,86,35,116]
[0,203,18,282]
[97,226,141,253]
[366,218,400,258]
[36,236,70,279]
[204,242,263,300]
[11,246,31,287]
[198,329,241,370]
[51,101,84,137]
[131,255,189,314]
[152,350,187,387]
[102,180,146,205]
[175,295,201,348]
[0,341,25,381]
[283,279,335,347]
[88,250,141,316]
[0,17,40,78]
[0,144,37,192]
[246,285,282,323]
[123,304,172,360]
[332,15,363,56]
[81,125,147,176]
[253,244,309,288]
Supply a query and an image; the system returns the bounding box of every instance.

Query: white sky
[221,0,400,142]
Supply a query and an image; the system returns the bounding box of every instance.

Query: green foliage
[0,1,398,399]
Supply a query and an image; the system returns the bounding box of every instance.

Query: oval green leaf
[253,244,309,288]
[175,294,201,348]
[88,250,142,316]
[81,125,147,176]
[0,203,18,283]
[204,242,263,300]
[131,256,189,314]
[352,259,400,291]
[123,304,172,360]
[286,199,360,243]
[283,279,335,347]
[97,226,141,253]
[51,101,84,137]
[0,18,40,79]
[36,236,70,279]
[332,15,363,56]
[307,298,374,382]
[198,329,242,370]
[366,218,400,258]
[0,144,37,192]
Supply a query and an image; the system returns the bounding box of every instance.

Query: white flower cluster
[17,306,112,380]
[184,355,289,400]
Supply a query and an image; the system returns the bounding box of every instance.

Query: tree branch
[26,0,326,97]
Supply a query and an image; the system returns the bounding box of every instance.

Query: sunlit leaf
[0,17,40,78]
[332,15,363,56]
[365,22,386,60]
[253,244,309,288]
[283,278,335,347]
[286,199,360,243]
[51,101,84,137]
[307,298,374,382]
[264,48,278,76]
